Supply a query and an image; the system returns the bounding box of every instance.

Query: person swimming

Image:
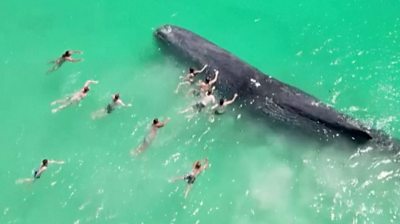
[48,50,83,73]
[180,90,216,115]
[175,64,208,94]
[131,118,171,156]
[92,93,132,119]
[51,80,99,113]
[170,158,209,198]
[16,159,65,184]
[211,93,238,115]
[198,69,218,95]
[106,93,130,113]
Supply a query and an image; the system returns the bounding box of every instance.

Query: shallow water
[1,0,400,223]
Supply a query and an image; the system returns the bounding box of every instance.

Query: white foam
[377,170,393,180]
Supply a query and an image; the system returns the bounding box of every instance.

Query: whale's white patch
[250,78,261,87]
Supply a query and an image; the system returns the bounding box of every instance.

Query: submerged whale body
[155,24,396,147]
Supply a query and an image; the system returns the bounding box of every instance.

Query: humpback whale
[155,24,397,148]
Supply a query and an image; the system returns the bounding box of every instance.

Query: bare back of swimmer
[51,80,98,113]
[16,159,65,184]
[131,118,171,156]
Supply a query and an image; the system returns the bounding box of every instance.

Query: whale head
[155,25,177,46]
[155,25,210,68]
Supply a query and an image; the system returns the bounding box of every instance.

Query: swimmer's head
[83,86,90,93]
[62,51,71,57]
[205,78,210,84]
[42,159,48,166]
[153,118,159,125]
[194,161,201,169]
[189,68,194,73]
[219,98,225,105]
[113,93,120,101]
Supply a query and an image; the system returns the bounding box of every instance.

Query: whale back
[155,25,373,143]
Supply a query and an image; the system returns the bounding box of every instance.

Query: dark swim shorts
[193,103,205,112]
[106,104,114,114]
[184,174,196,184]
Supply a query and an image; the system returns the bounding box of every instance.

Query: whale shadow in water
[153,24,400,153]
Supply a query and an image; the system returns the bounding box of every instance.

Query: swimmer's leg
[169,176,185,183]
[132,132,157,156]
[52,101,72,113]
[184,184,193,199]
[179,106,194,114]
[175,81,190,94]
[51,98,68,105]
[47,60,64,74]
[185,113,196,120]
[47,63,60,74]
[131,140,149,156]
[15,178,34,184]
[91,109,107,120]
[51,94,75,105]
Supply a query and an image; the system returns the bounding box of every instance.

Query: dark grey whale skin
[155,24,398,148]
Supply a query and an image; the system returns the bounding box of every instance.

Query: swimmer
[180,90,216,115]
[198,69,218,95]
[175,64,208,94]
[48,50,83,73]
[170,158,209,198]
[92,93,132,119]
[131,118,171,156]
[16,159,65,184]
[51,80,99,113]
[211,93,238,115]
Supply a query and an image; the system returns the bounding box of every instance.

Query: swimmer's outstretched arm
[118,100,127,107]
[65,58,83,62]
[70,50,83,54]
[200,158,209,172]
[195,64,208,74]
[49,160,65,165]
[117,99,132,107]
[224,93,239,106]
[83,80,99,88]
[209,70,219,85]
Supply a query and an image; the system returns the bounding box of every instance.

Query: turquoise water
[1,0,400,223]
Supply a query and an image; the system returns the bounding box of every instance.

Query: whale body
[155,24,397,147]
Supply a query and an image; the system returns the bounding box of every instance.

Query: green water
[1,0,400,223]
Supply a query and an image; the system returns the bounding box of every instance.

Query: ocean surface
[1,0,400,223]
